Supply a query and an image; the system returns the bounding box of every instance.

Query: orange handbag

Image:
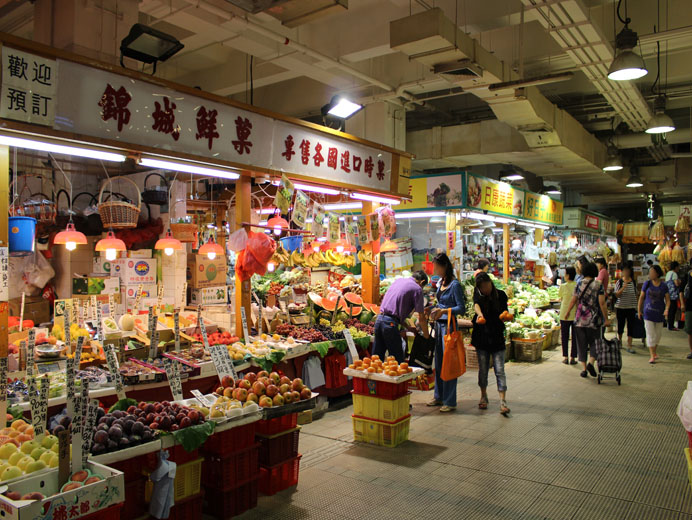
[441,309,466,381]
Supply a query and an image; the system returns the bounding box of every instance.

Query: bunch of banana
[271,243,290,266]
[324,249,347,266]
[357,249,377,266]
[344,255,356,268]
[305,252,325,268]
[290,250,305,266]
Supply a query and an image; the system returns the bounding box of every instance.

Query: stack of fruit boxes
[256,413,302,495]
[351,377,411,448]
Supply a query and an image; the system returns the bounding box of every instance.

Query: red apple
[300,388,312,400]
[279,376,291,386]
[252,382,266,396]
[291,378,304,391]
[257,370,269,379]
[233,388,248,402]
[269,372,281,385]
[180,417,191,428]
[291,391,301,402]
[188,410,200,424]
[246,393,258,403]
[216,387,224,395]
[283,392,294,404]
[221,375,233,389]
[258,396,273,408]
[279,383,290,394]
[266,384,279,398]
[259,377,271,387]
[238,379,252,390]
[244,372,257,384]
[272,394,285,406]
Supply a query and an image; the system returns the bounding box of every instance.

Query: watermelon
[362,303,380,315]
[349,306,362,317]
[321,299,338,312]
[308,292,323,308]
[336,312,350,323]
[359,311,374,324]
[344,293,363,306]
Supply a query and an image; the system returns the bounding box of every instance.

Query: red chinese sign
[98,84,131,132]
[585,214,600,230]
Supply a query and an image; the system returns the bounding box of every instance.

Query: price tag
[104,343,126,400]
[181,282,188,307]
[157,283,164,312]
[209,344,237,383]
[26,328,36,377]
[32,376,49,439]
[343,329,360,361]
[240,306,250,342]
[95,303,104,342]
[164,359,183,401]
[90,295,98,321]
[0,358,8,427]
[0,247,8,301]
[66,357,75,418]
[133,283,143,313]
[174,311,181,352]
[70,382,83,470]
[82,399,99,467]
[190,389,213,408]
[147,306,158,360]
[19,292,25,331]
[57,429,70,489]
[74,336,84,365]
[27,377,41,435]
[108,293,115,317]
[64,306,72,352]
[83,299,90,326]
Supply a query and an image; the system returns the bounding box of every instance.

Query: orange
[24,426,34,437]
[348,364,355,369]
[16,424,27,433]
[367,367,376,373]
[407,367,413,373]
[371,355,380,360]
[400,362,409,370]
[353,360,363,367]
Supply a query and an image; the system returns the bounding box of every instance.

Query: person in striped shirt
[614,265,639,354]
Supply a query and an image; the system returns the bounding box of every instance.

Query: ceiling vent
[225,0,347,27]
[433,59,482,78]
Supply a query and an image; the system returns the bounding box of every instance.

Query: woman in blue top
[427,253,466,412]
[638,264,670,364]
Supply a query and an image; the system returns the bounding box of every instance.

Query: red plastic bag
[235,232,277,280]
[441,309,466,381]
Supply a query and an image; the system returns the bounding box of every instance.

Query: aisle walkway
[240,329,692,520]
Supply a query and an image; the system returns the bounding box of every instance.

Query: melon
[344,293,363,306]
[336,312,350,323]
[359,311,374,324]
[362,303,380,315]
[321,299,338,312]
[308,292,323,308]
[118,314,135,331]
[349,306,362,317]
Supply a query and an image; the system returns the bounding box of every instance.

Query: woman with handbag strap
[564,262,611,379]
[427,253,466,413]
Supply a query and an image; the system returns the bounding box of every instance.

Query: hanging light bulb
[267,214,289,236]
[334,239,348,253]
[155,229,183,257]
[95,231,126,261]
[607,6,647,82]
[267,261,276,272]
[311,241,322,253]
[54,223,87,251]
[199,237,224,260]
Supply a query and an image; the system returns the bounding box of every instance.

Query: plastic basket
[352,414,411,448]
[145,457,203,503]
[255,413,298,436]
[280,235,303,252]
[351,392,410,422]
[352,377,408,400]
[168,491,204,520]
[202,442,259,492]
[109,454,149,480]
[79,502,123,520]
[512,337,544,362]
[8,216,36,256]
[258,454,301,496]
[98,176,141,229]
[257,427,300,467]
[204,476,259,519]
[203,421,257,457]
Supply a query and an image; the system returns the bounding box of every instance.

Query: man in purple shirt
[373,271,430,363]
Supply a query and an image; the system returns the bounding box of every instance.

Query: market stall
[0,33,413,519]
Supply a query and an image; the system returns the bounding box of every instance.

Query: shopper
[615,265,639,354]
[474,258,490,279]
[428,253,466,413]
[638,265,670,364]
[665,261,681,331]
[559,266,577,365]
[472,272,510,415]
[680,278,692,359]
[373,271,430,363]
[574,255,588,286]
[564,262,609,379]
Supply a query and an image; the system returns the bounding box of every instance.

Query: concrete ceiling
[3,0,692,211]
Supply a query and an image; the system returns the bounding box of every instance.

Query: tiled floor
[238,329,692,520]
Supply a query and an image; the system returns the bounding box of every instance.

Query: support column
[234,176,252,339]
[535,229,545,289]
[503,224,510,284]
[361,202,380,305]
[0,146,8,358]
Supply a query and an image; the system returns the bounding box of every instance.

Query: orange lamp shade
[199,238,224,259]
[267,215,289,235]
[380,238,398,253]
[95,231,126,252]
[334,239,349,253]
[54,223,87,248]
[155,229,183,252]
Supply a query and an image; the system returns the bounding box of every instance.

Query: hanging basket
[9,175,56,229]
[169,199,198,243]
[141,171,169,205]
[98,176,141,229]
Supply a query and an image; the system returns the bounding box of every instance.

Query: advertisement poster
[311,203,326,238]
[274,174,294,213]
[427,175,462,207]
[346,218,358,246]
[368,213,380,242]
[328,213,340,242]
[357,215,369,243]
[466,173,523,217]
[292,190,309,228]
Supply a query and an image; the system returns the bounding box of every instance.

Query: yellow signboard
[523,192,564,225]
[466,173,524,217]
[397,177,428,210]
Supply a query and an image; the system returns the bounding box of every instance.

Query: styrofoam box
[0,461,124,520]
[190,286,228,305]
[121,284,157,300]
[111,258,158,285]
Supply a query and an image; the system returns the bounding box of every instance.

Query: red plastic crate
[257,427,300,467]
[258,454,302,496]
[110,454,149,480]
[122,477,147,520]
[352,377,408,400]
[167,491,204,520]
[324,352,348,388]
[202,442,259,492]
[255,413,297,436]
[80,502,123,520]
[146,444,199,469]
[203,421,257,457]
[203,476,260,519]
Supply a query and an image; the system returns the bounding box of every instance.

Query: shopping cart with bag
[596,336,622,385]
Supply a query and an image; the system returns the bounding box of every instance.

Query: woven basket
[141,171,169,205]
[98,176,141,229]
[169,200,198,243]
[10,175,56,227]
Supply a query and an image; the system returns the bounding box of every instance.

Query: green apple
[41,436,57,450]
[16,456,33,471]
[0,443,17,459]
[0,463,9,476]
[48,456,58,468]
[30,447,46,461]
[8,452,23,466]
[51,443,59,454]
[1,466,22,481]
[39,452,53,466]
[20,441,38,455]
[25,460,46,474]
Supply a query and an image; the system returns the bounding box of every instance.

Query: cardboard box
[111,257,157,285]
[9,296,50,324]
[121,284,157,300]
[92,256,113,275]
[127,249,152,258]
[187,255,227,288]
[190,285,229,305]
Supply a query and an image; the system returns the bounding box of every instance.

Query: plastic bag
[227,228,248,252]
[441,310,466,381]
[650,219,665,241]
[676,381,692,431]
[25,251,55,289]
[377,206,396,238]
[236,231,277,280]
[674,215,690,233]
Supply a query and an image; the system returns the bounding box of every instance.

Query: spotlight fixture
[54,222,87,251]
[322,96,363,119]
[155,229,183,256]
[501,173,524,182]
[199,237,224,260]
[646,96,675,134]
[380,238,398,253]
[603,146,623,172]
[95,231,127,261]
[625,174,644,188]
[120,23,184,73]
[543,186,562,195]
[608,3,647,81]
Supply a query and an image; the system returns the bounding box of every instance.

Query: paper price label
[199,307,210,348]
[174,311,181,352]
[66,358,76,418]
[64,306,71,351]
[181,282,187,306]
[19,292,25,331]
[190,389,213,408]
[95,303,103,342]
[26,328,36,377]
[0,358,7,422]
[71,386,83,469]
[343,329,360,361]
[258,303,263,335]
[164,359,184,401]
[74,336,84,365]
[132,283,143,313]
[32,377,49,438]
[89,295,97,321]
[240,306,250,342]
[148,306,158,360]
[157,283,164,311]
[82,399,99,467]
[0,247,8,301]
[108,293,115,317]
[209,344,237,382]
[104,344,126,400]
[27,377,42,435]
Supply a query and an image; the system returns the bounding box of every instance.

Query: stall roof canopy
[0,33,411,199]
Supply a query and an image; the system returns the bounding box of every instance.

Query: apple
[216,387,224,395]
[258,396,273,408]
[21,492,44,500]
[4,491,21,501]
[244,372,257,384]
[269,372,281,385]
[232,388,248,402]
[265,384,279,398]
[300,388,312,400]
[246,393,258,404]
[291,391,301,402]
[221,375,233,389]
[258,377,271,387]
[257,370,269,379]
[238,379,252,390]
[252,382,266,396]
[283,392,294,404]
[279,383,290,394]
[292,378,304,391]
[279,376,291,386]
[223,387,234,398]
[272,394,285,406]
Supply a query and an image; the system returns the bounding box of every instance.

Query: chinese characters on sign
[524,192,564,225]
[98,84,131,131]
[1,47,57,126]
[0,247,8,301]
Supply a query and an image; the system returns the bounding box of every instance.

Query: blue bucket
[9,216,36,257]
[280,235,303,252]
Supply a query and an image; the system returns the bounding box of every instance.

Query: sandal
[439,406,456,413]
[562,358,569,365]
[649,358,656,364]
[427,399,442,407]
[500,400,510,416]
[478,396,488,410]
[569,359,577,365]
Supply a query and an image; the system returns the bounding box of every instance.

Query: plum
[123,420,135,434]
[96,408,105,419]
[141,430,153,441]
[97,416,109,425]
[108,426,123,441]
[106,439,118,451]
[91,443,105,455]
[131,422,144,436]
[97,423,109,432]
[93,430,109,445]
[118,438,130,449]
[130,434,142,445]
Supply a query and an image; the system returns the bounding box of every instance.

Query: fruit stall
[0,34,412,519]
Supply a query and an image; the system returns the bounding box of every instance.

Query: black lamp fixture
[120,24,184,74]
[320,95,363,131]
[607,0,647,81]
[542,186,562,196]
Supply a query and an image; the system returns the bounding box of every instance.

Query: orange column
[234,176,252,339]
[360,202,380,305]
[0,146,7,358]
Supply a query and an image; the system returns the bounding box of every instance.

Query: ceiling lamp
[267,214,289,236]
[646,96,675,134]
[199,237,224,260]
[625,174,644,188]
[350,192,401,205]
[603,146,623,172]
[322,96,363,119]
[501,173,524,182]
[310,241,322,253]
[120,23,184,73]
[155,229,183,256]
[334,239,349,253]
[54,222,87,251]
[543,186,561,195]
[0,134,126,162]
[380,238,398,253]
[607,4,647,81]
[95,231,127,261]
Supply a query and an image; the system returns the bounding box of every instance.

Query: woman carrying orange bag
[427,253,466,413]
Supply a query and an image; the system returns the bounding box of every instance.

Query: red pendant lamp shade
[54,223,87,250]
